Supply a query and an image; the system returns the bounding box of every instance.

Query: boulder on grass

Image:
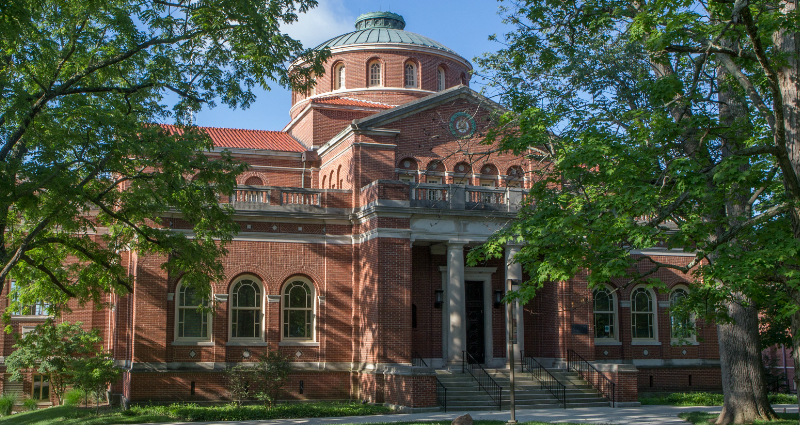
[452,413,473,425]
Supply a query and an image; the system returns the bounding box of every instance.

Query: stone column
[447,243,465,365]
[506,245,524,365]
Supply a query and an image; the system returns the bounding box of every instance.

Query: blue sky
[192,0,510,131]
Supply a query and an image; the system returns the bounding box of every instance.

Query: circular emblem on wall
[449,112,476,139]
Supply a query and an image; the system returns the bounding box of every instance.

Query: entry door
[465,280,485,363]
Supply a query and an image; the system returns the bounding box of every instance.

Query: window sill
[631,341,661,346]
[172,341,214,346]
[594,340,622,346]
[671,340,699,346]
[10,315,52,322]
[279,341,319,347]
[226,341,270,346]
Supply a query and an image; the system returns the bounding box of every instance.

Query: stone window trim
[174,280,212,343]
[281,276,316,342]
[229,275,264,342]
[669,284,697,345]
[630,286,658,342]
[593,284,618,342]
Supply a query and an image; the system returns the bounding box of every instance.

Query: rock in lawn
[452,413,473,425]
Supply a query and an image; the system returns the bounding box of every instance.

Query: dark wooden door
[465,280,485,363]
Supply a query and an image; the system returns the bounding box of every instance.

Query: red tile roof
[159,124,305,152]
[313,96,394,109]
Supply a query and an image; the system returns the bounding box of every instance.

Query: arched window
[230,277,263,340]
[460,72,467,86]
[437,67,446,91]
[329,170,335,189]
[631,287,655,340]
[333,63,346,90]
[593,286,615,340]
[670,287,694,341]
[404,63,417,88]
[337,165,342,189]
[369,61,381,87]
[176,281,211,341]
[321,175,327,189]
[282,279,315,340]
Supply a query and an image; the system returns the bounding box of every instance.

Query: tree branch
[19,253,76,298]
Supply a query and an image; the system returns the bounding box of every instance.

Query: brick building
[2,12,721,409]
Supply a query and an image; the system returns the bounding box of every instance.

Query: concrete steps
[434,367,610,411]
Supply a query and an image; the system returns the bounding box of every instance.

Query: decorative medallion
[242,349,251,359]
[403,160,410,168]
[643,349,649,356]
[188,349,197,358]
[682,349,687,356]
[272,225,278,230]
[458,165,465,172]
[603,350,609,356]
[295,350,303,358]
[448,112,476,139]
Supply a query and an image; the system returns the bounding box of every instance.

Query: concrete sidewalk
[153,404,798,425]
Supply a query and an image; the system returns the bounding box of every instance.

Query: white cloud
[283,1,355,49]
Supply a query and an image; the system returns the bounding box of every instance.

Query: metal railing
[567,349,616,407]
[462,351,502,410]
[412,351,428,367]
[437,378,448,412]
[520,351,567,408]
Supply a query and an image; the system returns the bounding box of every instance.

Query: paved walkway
[154,404,798,425]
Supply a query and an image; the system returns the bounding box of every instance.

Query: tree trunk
[791,291,800,425]
[716,295,777,424]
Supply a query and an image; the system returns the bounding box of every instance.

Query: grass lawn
[640,392,798,406]
[0,401,392,424]
[680,412,800,425]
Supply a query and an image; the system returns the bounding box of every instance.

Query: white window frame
[333,63,345,90]
[404,62,417,88]
[593,285,618,343]
[437,67,446,91]
[229,276,264,341]
[8,280,51,318]
[630,286,657,342]
[174,281,212,343]
[281,277,316,342]
[670,285,696,344]
[369,61,382,87]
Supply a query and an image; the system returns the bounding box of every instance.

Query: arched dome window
[333,63,345,90]
[437,67,446,91]
[369,61,382,87]
[405,62,417,88]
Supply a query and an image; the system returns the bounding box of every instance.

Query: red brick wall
[637,367,722,392]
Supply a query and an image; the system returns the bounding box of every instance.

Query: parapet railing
[227,186,327,207]
[462,351,502,410]
[410,183,528,212]
[567,349,616,407]
[520,350,567,408]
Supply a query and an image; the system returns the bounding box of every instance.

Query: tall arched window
[593,286,616,340]
[369,61,381,87]
[437,67,446,91]
[631,287,655,340]
[460,72,467,85]
[230,277,262,340]
[333,63,345,90]
[404,63,417,88]
[282,279,315,340]
[176,281,211,341]
[670,287,694,341]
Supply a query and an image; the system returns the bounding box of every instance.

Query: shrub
[0,393,16,416]
[252,350,291,408]
[22,397,38,411]
[226,364,256,407]
[63,389,84,406]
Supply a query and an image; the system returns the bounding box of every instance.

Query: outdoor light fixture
[434,289,444,308]
[494,290,504,308]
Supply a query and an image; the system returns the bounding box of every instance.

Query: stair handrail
[520,350,567,409]
[461,351,502,410]
[412,351,428,367]
[436,378,447,412]
[567,349,616,407]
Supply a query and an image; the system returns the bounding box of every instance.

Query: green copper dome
[314,12,462,57]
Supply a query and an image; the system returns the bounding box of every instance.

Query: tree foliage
[0,0,329,311]
[472,0,800,423]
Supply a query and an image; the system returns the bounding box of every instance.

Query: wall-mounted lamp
[494,290,504,308]
[434,289,444,308]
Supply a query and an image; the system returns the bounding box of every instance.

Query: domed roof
[314,12,462,57]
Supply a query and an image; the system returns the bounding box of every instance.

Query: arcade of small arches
[173,275,318,345]
[324,59,465,92]
[395,158,527,188]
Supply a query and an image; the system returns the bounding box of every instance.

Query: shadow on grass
[0,405,171,425]
[679,411,800,425]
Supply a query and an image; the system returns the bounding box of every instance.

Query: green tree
[0,0,328,311]
[472,1,800,423]
[70,354,121,413]
[252,350,291,408]
[5,321,101,405]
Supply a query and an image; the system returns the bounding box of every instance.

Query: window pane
[235,309,258,338]
[288,284,308,307]
[594,290,610,312]
[181,309,205,338]
[287,310,307,338]
[236,282,259,307]
[595,313,614,338]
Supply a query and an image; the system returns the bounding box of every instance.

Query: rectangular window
[399,174,414,183]
[31,375,50,401]
[631,312,654,339]
[9,281,50,316]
